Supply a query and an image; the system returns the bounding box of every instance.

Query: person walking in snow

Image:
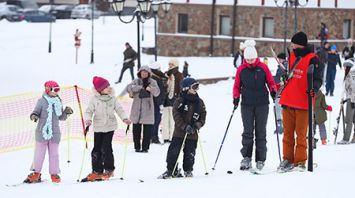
[160,77,207,178]
[339,58,355,144]
[161,59,183,143]
[233,42,246,68]
[183,61,191,78]
[325,44,342,96]
[278,32,324,172]
[24,81,73,183]
[318,22,329,46]
[273,53,288,134]
[127,66,160,152]
[342,39,355,60]
[314,90,332,145]
[115,42,137,84]
[149,61,168,144]
[232,40,277,171]
[82,76,131,182]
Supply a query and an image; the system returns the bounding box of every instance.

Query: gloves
[233,98,240,108]
[193,122,202,130]
[270,91,276,102]
[64,106,73,115]
[280,73,288,84]
[184,125,195,135]
[30,114,39,122]
[142,78,150,89]
[85,120,92,126]
[326,105,332,111]
[351,103,355,109]
[307,88,315,97]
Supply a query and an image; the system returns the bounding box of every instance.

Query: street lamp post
[111,0,160,69]
[48,0,54,53]
[90,0,95,64]
[289,0,309,34]
[152,0,172,61]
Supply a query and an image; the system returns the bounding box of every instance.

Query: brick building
[157,0,355,57]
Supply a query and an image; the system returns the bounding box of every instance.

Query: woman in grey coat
[127,66,160,152]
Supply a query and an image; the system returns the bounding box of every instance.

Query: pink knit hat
[44,80,60,94]
[93,76,110,92]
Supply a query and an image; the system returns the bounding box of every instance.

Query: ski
[333,99,347,144]
[250,169,276,175]
[270,46,287,71]
[6,179,48,187]
[307,64,315,172]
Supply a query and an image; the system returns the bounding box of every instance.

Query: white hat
[243,41,257,60]
[168,58,179,68]
[150,61,160,70]
[239,42,246,50]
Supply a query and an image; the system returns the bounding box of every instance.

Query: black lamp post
[274,0,308,56]
[111,0,156,69]
[48,0,54,53]
[90,0,95,64]
[152,0,172,61]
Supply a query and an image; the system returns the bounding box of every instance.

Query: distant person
[183,61,191,78]
[318,22,329,45]
[314,90,332,145]
[233,39,277,171]
[233,42,246,68]
[24,81,73,183]
[342,39,355,60]
[149,61,168,144]
[82,76,131,182]
[325,44,342,96]
[115,42,137,84]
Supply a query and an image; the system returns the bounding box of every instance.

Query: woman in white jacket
[82,76,131,182]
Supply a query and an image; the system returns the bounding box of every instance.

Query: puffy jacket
[314,90,329,124]
[233,58,276,106]
[345,66,355,103]
[85,88,128,133]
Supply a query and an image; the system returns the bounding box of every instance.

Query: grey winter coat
[126,67,160,124]
[31,93,69,143]
[85,88,129,133]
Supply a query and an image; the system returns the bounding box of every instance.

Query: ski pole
[67,117,71,164]
[273,105,282,163]
[172,133,188,176]
[120,125,130,180]
[212,106,237,170]
[77,125,90,182]
[74,85,87,148]
[197,131,209,175]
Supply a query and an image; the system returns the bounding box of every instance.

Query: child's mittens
[64,106,74,115]
[326,105,333,112]
[85,120,92,126]
[30,114,39,122]
[123,119,132,125]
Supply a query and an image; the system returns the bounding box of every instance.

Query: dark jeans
[133,124,153,151]
[152,103,162,140]
[166,137,197,172]
[118,65,134,82]
[91,131,114,173]
[325,67,336,94]
[240,104,269,162]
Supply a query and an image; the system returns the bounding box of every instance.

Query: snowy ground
[0,17,354,198]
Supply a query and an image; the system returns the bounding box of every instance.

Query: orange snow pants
[282,107,309,164]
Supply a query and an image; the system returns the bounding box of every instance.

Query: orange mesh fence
[0,86,132,153]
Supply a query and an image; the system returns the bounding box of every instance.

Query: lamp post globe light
[274,0,308,56]
[110,0,171,66]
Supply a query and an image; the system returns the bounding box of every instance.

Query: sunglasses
[50,87,60,93]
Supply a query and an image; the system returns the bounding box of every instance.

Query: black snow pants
[166,137,197,172]
[92,131,115,173]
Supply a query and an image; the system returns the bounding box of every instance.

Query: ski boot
[158,169,183,179]
[24,172,41,183]
[184,171,193,178]
[256,161,265,171]
[294,162,306,172]
[102,170,114,180]
[277,160,294,173]
[51,174,61,183]
[81,172,103,182]
[321,139,327,145]
[351,137,355,144]
[338,139,349,145]
[240,157,252,170]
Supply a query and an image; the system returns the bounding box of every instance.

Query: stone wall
[156,3,355,57]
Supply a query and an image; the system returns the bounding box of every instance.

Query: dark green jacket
[314,90,329,124]
[123,47,137,67]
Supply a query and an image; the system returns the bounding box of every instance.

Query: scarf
[42,95,63,140]
[179,91,200,125]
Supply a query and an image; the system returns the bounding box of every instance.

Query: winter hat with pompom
[243,40,258,59]
[239,42,246,50]
[93,76,110,92]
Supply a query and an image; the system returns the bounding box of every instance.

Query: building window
[262,17,274,38]
[343,19,351,39]
[219,15,231,36]
[178,13,188,33]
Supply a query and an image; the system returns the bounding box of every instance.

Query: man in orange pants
[278,32,324,172]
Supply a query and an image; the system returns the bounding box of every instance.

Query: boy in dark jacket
[325,44,342,96]
[160,78,207,178]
